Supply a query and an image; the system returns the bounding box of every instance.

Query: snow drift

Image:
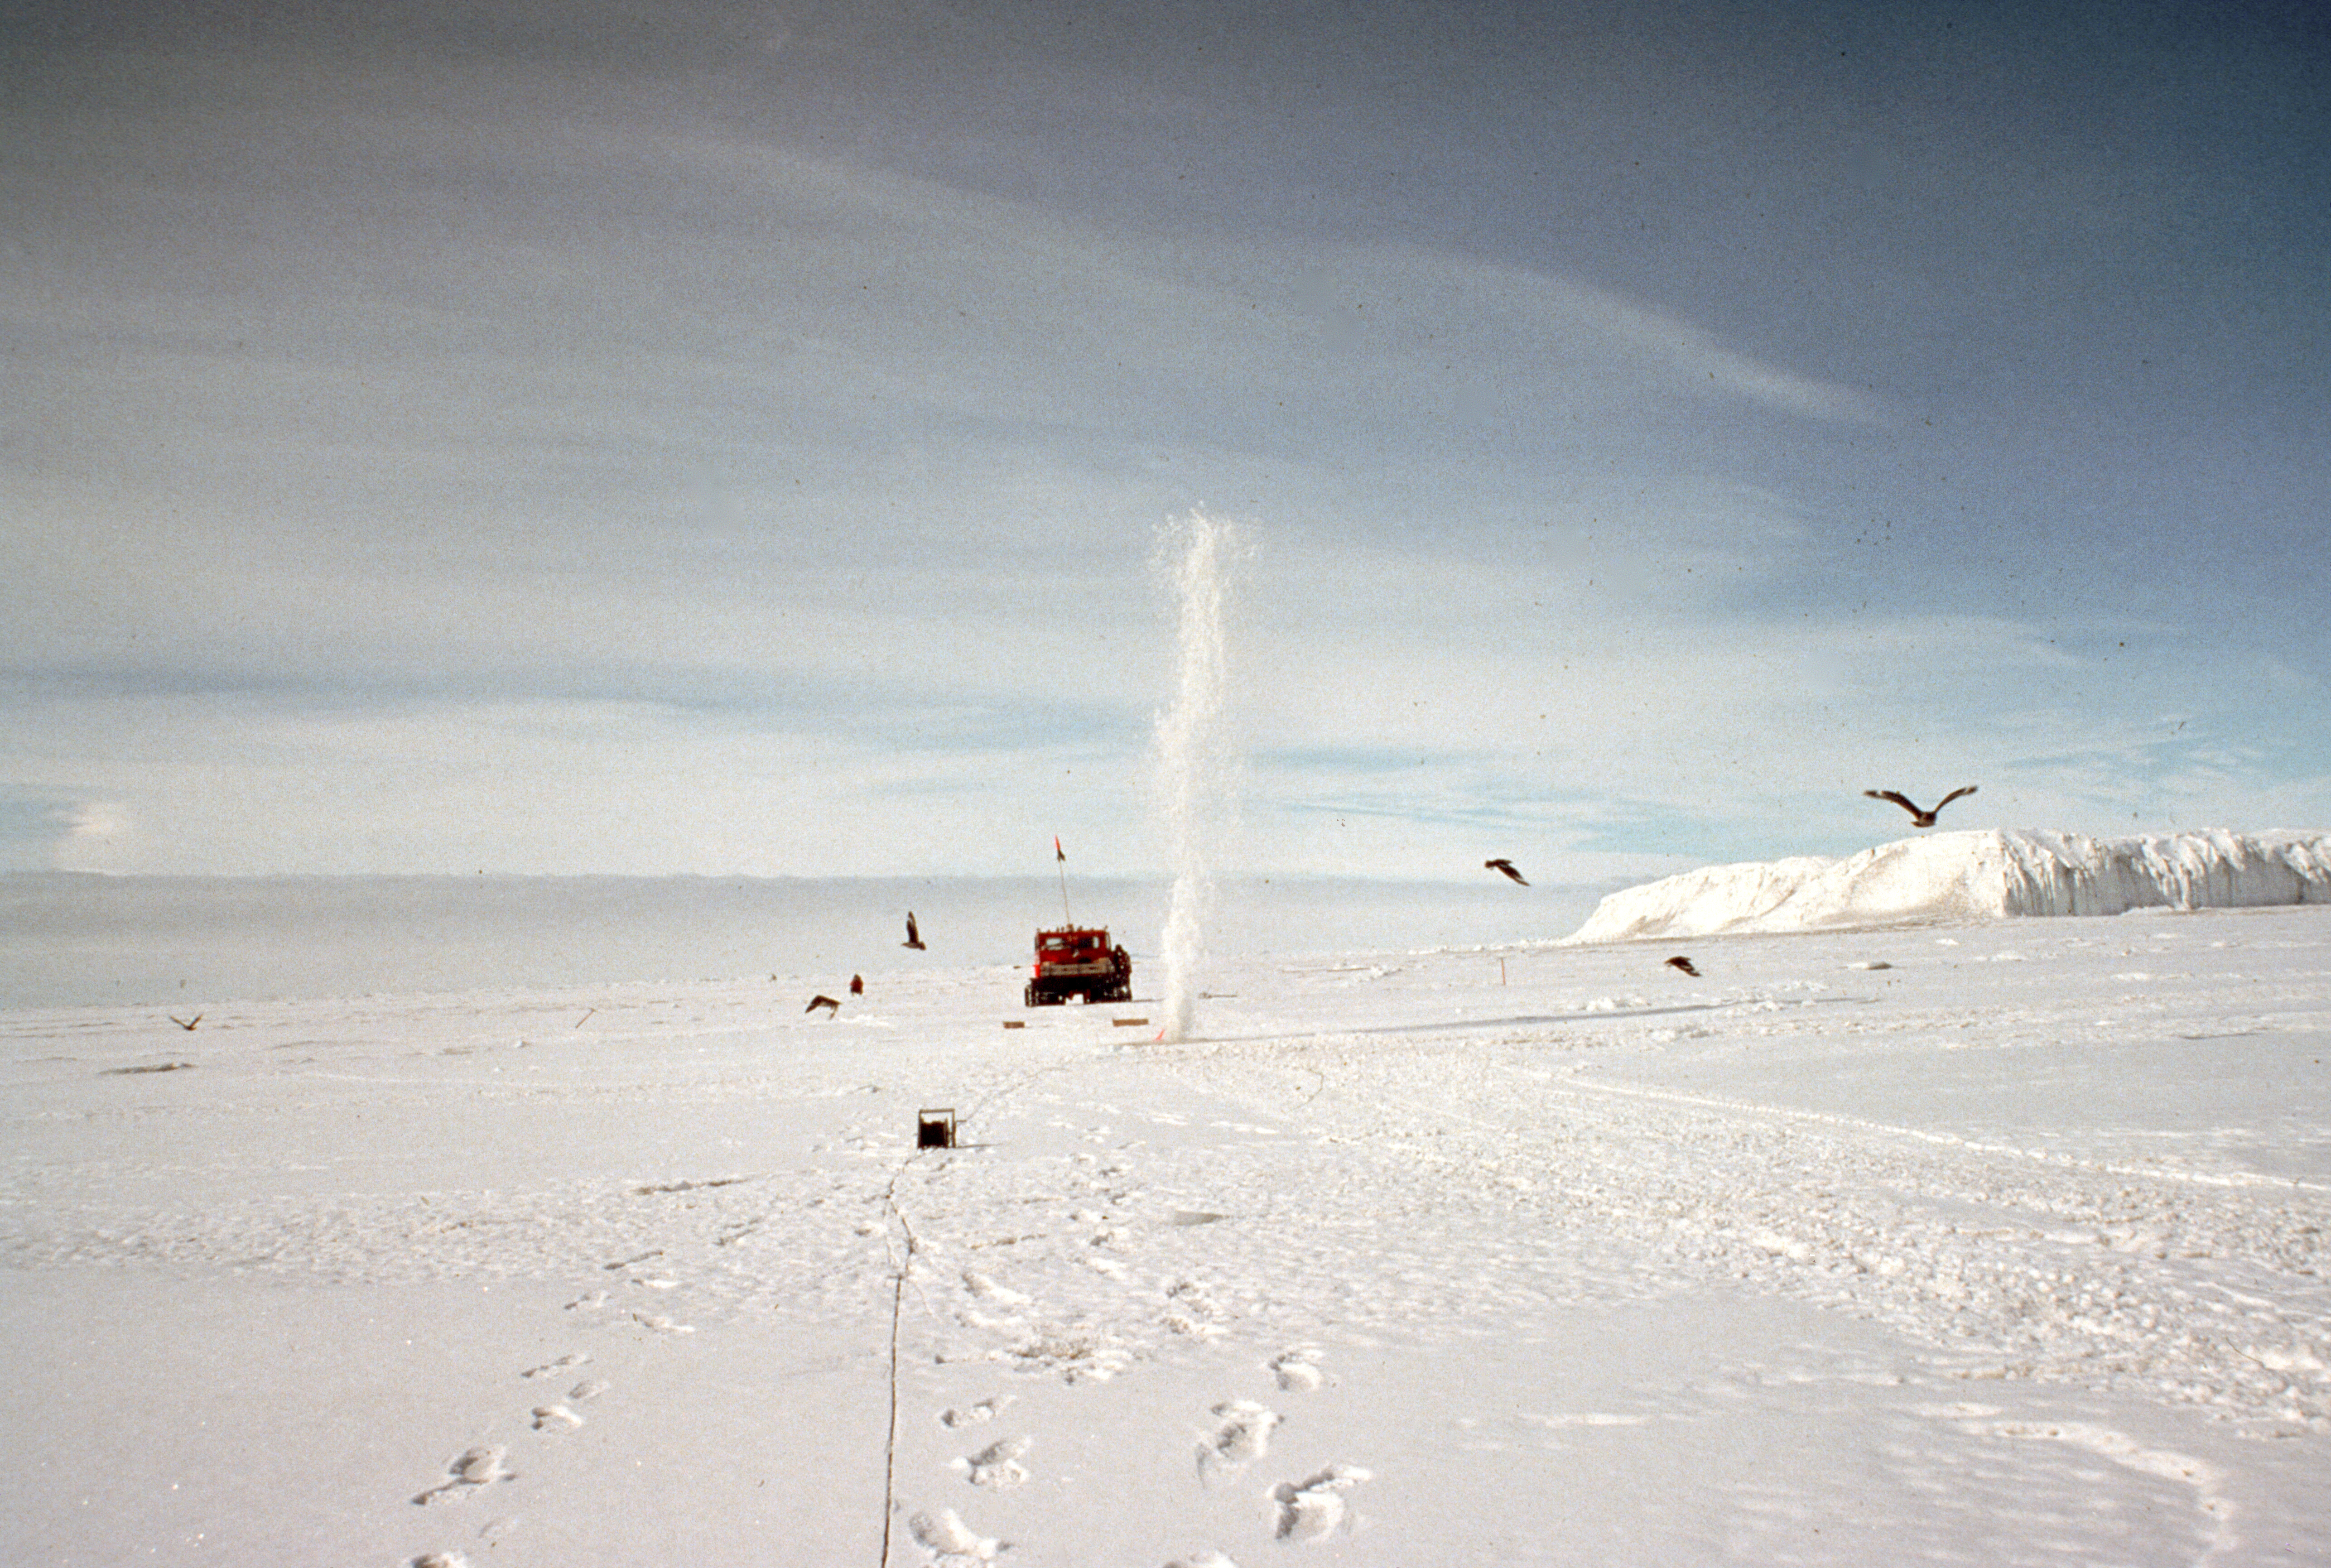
[1564,828,2331,943]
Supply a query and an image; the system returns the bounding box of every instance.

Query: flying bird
[1484,859,1528,885]
[903,912,926,950]
[805,994,840,1015]
[169,1013,202,1031]
[1864,786,1979,828]
[1665,956,1700,977]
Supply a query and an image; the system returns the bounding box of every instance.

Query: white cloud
[57,801,129,842]
[1285,245,1888,425]
[11,692,1154,876]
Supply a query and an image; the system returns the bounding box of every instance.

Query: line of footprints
[910,1348,1373,1564]
[406,1258,691,1568]
[400,1255,1368,1564]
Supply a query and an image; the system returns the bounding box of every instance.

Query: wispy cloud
[3,1,2323,876]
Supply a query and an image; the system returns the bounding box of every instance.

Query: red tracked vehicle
[1024,926,1132,1007]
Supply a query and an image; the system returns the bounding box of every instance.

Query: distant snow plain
[3,834,2327,1566]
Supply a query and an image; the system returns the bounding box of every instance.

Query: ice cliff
[1564,829,2331,943]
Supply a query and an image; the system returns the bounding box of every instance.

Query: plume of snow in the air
[1152,510,1240,1042]
[1565,827,2331,943]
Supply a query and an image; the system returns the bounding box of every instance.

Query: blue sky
[4,0,2325,880]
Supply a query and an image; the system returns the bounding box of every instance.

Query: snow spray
[1152,510,1240,1043]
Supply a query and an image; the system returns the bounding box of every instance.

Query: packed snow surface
[5,895,2330,1565]
[1566,829,2331,943]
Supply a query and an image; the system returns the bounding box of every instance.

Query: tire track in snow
[1562,1075,2331,1195]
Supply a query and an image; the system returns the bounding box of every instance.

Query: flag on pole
[1055,837,1065,862]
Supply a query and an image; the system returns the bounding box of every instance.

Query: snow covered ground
[4,895,2329,1565]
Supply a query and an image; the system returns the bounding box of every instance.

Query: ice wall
[1564,829,2331,943]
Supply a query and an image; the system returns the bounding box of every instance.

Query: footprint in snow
[522,1353,588,1378]
[632,1312,694,1333]
[570,1378,611,1402]
[532,1404,583,1431]
[563,1290,608,1311]
[952,1436,1031,1489]
[939,1396,1013,1428]
[1161,1308,1226,1339]
[961,1270,1030,1305]
[1271,1464,1372,1543]
[1197,1400,1278,1481]
[1162,1279,1228,1338]
[1269,1351,1324,1391]
[410,1554,471,1568]
[412,1446,514,1505]
[908,1505,1003,1562]
[1164,1556,1239,1568]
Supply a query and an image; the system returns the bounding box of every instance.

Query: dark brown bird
[805,994,840,1015]
[848,974,863,996]
[1484,858,1528,885]
[902,912,926,950]
[168,1013,202,1031]
[1665,956,1700,977]
[1864,786,1978,828]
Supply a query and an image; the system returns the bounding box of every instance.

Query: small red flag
[1055,837,1065,862]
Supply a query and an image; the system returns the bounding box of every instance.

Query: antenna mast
[1054,837,1072,925]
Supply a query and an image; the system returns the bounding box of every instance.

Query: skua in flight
[1864,786,1978,827]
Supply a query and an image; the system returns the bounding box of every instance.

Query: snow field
[2,903,2327,1563]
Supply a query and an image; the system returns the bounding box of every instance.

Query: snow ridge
[1565,828,2331,943]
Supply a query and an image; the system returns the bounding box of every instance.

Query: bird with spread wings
[1864,786,1978,828]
